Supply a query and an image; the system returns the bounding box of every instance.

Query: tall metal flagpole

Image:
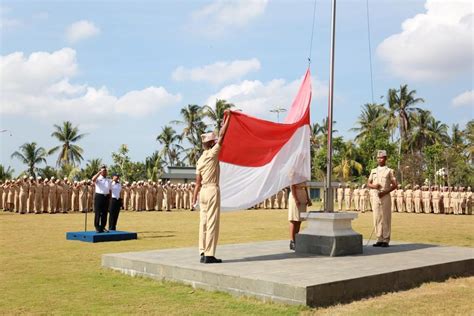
[325,0,337,212]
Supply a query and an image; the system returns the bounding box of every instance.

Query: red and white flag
[219,69,312,210]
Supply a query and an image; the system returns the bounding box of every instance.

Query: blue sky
[1,0,472,175]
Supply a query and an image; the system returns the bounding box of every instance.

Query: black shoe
[373,242,383,247]
[200,253,205,263]
[381,242,389,248]
[289,240,295,250]
[102,228,109,233]
[96,229,104,233]
[204,256,222,264]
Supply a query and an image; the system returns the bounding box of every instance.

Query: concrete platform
[67,230,137,243]
[102,240,474,307]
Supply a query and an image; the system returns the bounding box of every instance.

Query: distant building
[161,166,196,184]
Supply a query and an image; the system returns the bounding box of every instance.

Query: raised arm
[217,110,232,146]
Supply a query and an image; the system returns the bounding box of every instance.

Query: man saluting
[92,165,111,233]
[367,150,397,247]
[192,110,231,264]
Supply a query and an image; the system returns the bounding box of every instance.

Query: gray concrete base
[102,240,474,307]
[296,233,363,256]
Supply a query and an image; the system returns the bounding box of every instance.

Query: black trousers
[109,198,121,231]
[94,193,109,231]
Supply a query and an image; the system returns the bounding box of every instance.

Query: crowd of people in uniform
[336,183,473,215]
[0,176,291,214]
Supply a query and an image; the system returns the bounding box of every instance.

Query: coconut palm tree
[172,104,208,165]
[11,142,47,178]
[145,151,164,181]
[350,103,387,143]
[409,110,449,150]
[0,164,14,181]
[333,141,363,181]
[37,166,58,179]
[464,120,474,163]
[156,126,183,166]
[49,121,86,166]
[203,99,234,132]
[80,158,103,179]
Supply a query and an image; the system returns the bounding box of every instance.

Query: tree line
[2,85,473,186]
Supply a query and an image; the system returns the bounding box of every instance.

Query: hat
[23,175,27,179]
[37,176,42,180]
[405,184,411,189]
[377,150,387,158]
[201,132,217,143]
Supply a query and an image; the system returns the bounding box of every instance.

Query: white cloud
[452,90,474,107]
[0,48,182,122]
[172,58,261,84]
[66,20,100,43]
[190,0,268,36]
[205,74,328,120]
[377,0,473,81]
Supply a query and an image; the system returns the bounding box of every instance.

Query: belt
[112,197,120,200]
[202,183,219,188]
[95,192,108,196]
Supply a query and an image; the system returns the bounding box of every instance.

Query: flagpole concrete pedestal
[295,212,363,256]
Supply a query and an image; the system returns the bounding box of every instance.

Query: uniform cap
[377,150,387,158]
[201,132,217,143]
[37,176,42,180]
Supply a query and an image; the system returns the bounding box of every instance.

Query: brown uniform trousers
[432,191,441,214]
[49,184,57,213]
[19,183,28,214]
[344,188,352,210]
[422,191,431,213]
[199,184,220,256]
[42,184,50,213]
[28,184,35,213]
[337,188,344,211]
[396,189,404,212]
[405,190,413,213]
[414,190,422,213]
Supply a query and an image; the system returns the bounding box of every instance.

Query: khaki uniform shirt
[196,144,221,185]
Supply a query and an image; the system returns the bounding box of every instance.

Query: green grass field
[1,206,473,315]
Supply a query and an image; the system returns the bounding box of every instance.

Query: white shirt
[95,175,111,194]
[111,181,122,199]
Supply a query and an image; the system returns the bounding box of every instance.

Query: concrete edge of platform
[306,259,474,307]
[102,254,306,305]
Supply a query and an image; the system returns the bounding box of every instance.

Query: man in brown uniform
[27,177,35,213]
[353,185,360,212]
[422,186,431,214]
[395,184,404,213]
[359,184,368,213]
[404,185,413,213]
[432,186,441,214]
[192,111,231,264]
[413,185,422,213]
[49,178,57,213]
[367,150,397,247]
[18,176,29,214]
[42,179,50,213]
[34,177,44,214]
[344,184,352,211]
[336,184,344,211]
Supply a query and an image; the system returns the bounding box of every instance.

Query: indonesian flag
[219,69,312,210]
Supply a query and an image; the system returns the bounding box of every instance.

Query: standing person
[42,179,50,213]
[288,182,312,250]
[92,166,111,233]
[359,184,368,213]
[34,177,44,214]
[71,181,80,212]
[432,186,441,214]
[466,186,472,215]
[156,180,164,211]
[61,179,70,214]
[344,184,352,211]
[79,181,88,213]
[276,189,284,209]
[27,177,35,213]
[395,185,405,213]
[109,174,122,231]
[49,178,57,214]
[192,111,231,264]
[19,176,29,214]
[404,185,413,213]
[336,184,344,211]
[367,150,397,247]
[353,185,361,212]
[413,185,422,213]
[422,186,432,214]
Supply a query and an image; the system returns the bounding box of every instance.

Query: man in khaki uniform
[27,177,35,213]
[276,189,283,209]
[344,184,352,211]
[466,187,472,215]
[192,111,231,264]
[79,181,88,213]
[359,184,368,213]
[353,185,360,212]
[390,190,397,213]
[432,186,441,214]
[48,178,57,213]
[367,150,397,247]
[42,179,50,213]
[156,181,164,211]
[413,185,422,213]
[458,187,466,215]
[404,185,413,213]
[336,184,344,211]
[19,176,29,214]
[34,177,44,214]
[422,186,432,214]
[395,184,404,213]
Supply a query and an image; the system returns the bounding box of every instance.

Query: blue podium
[66,230,137,243]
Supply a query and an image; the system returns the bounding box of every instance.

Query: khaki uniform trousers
[396,197,404,213]
[432,198,440,214]
[19,192,28,214]
[414,198,422,213]
[337,195,343,211]
[34,191,43,213]
[49,191,57,213]
[354,195,360,211]
[405,198,413,213]
[360,196,367,213]
[199,184,220,257]
[28,191,35,213]
[372,194,391,243]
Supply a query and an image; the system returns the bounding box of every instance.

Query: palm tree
[11,142,47,177]
[409,110,449,150]
[37,166,58,179]
[333,141,363,181]
[203,99,234,132]
[145,151,164,181]
[386,85,424,141]
[350,103,387,143]
[49,121,86,166]
[464,120,474,163]
[80,158,103,179]
[172,104,208,165]
[156,126,183,166]
[0,164,14,181]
